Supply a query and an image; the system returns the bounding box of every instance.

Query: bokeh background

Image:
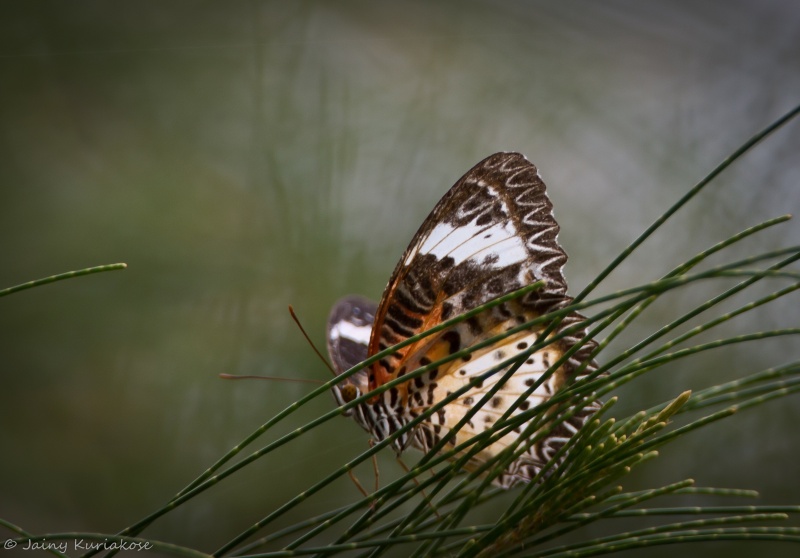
[1,1,799,556]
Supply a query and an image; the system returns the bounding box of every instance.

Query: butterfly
[326,152,598,488]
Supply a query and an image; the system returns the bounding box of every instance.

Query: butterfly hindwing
[400,305,580,487]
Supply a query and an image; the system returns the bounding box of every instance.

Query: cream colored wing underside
[403,320,568,477]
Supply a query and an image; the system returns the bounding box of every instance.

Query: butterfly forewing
[326,295,377,411]
[327,152,598,488]
[327,295,376,375]
[368,153,574,390]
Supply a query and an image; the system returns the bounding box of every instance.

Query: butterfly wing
[327,295,377,376]
[368,152,591,384]
[366,152,597,486]
[326,295,377,411]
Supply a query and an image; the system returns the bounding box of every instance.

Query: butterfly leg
[368,438,380,494]
[343,440,382,509]
[347,468,370,499]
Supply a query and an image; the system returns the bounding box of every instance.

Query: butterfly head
[326,295,378,415]
[336,383,359,403]
[330,378,366,417]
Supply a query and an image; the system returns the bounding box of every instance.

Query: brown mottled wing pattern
[364,152,598,486]
[368,152,589,383]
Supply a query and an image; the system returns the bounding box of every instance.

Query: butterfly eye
[340,384,359,403]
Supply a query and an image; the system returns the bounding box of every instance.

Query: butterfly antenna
[289,304,338,376]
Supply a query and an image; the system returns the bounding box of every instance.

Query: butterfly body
[327,153,597,488]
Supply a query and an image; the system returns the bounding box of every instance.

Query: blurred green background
[1,1,798,556]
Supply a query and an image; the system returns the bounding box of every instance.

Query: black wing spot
[459,369,467,376]
[441,301,454,320]
[525,378,535,387]
[526,358,534,365]
[463,397,474,406]
[495,350,506,360]
[427,385,436,405]
[442,330,462,354]
[476,212,493,226]
[429,369,439,380]
[519,400,530,411]
[517,342,528,350]
[492,396,503,408]
[420,357,431,366]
